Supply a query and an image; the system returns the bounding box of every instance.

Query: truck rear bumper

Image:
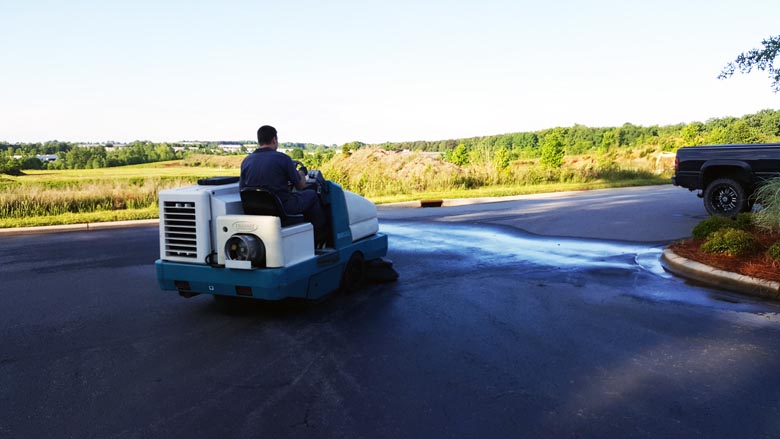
[671,172,700,190]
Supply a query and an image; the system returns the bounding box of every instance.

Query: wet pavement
[383,220,780,315]
[378,185,708,242]
[2,186,780,438]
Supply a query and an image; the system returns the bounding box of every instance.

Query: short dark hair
[257,125,277,145]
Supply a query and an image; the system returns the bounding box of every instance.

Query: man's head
[257,125,278,148]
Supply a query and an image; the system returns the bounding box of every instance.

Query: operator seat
[240,187,306,227]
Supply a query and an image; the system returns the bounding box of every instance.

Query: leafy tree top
[719,35,780,92]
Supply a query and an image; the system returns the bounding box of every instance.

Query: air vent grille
[163,201,198,259]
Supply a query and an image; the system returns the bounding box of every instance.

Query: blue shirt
[239,148,301,203]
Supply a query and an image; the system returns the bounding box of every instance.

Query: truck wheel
[703,178,748,217]
[341,252,365,293]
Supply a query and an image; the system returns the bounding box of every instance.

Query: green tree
[567,124,596,154]
[446,143,470,166]
[154,144,176,161]
[307,149,335,169]
[0,157,22,175]
[289,148,304,160]
[600,128,619,150]
[341,141,365,154]
[723,120,763,144]
[618,123,642,147]
[495,146,511,171]
[704,127,728,145]
[719,35,780,92]
[510,132,539,158]
[681,122,704,146]
[64,147,96,169]
[540,128,565,169]
[20,156,44,170]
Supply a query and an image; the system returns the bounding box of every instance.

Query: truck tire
[703,178,748,217]
[341,252,365,293]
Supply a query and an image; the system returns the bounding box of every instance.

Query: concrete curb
[0,219,159,236]
[661,248,780,301]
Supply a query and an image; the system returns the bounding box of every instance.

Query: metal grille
[163,201,198,259]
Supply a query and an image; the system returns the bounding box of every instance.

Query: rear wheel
[341,252,365,293]
[703,178,748,217]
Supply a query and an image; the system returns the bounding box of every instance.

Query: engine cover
[216,215,314,268]
[344,190,379,241]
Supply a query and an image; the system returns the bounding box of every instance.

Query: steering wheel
[293,160,308,177]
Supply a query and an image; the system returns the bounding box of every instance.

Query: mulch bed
[669,231,780,283]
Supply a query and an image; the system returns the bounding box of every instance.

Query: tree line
[2,109,779,175]
[0,141,184,174]
[0,139,338,175]
[372,109,780,167]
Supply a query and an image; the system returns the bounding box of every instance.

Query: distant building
[75,142,127,151]
[217,144,243,153]
[37,154,58,162]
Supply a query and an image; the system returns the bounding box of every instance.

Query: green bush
[734,212,754,230]
[766,242,780,262]
[701,228,759,257]
[692,215,743,239]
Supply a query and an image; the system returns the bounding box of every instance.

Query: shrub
[754,177,780,233]
[540,129,565,169]
[734,212,754,230]
[766,242,780,262]
[701,228,759,257]
[692,215,742,239]
[0,158,23,176]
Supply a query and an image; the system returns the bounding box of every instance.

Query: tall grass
[0,178,182,218]
[182,154,243,168]
[0,163,238,226]
[754,177,780,233]
[0,148,671,227]
[320,148,668,198]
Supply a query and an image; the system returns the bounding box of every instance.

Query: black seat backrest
[240,188,306,226]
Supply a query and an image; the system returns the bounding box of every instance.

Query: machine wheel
[341,252,365,293]
[703,178,748,217]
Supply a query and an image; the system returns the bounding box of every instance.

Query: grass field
[0,162,238,228]
[0,150,672,228]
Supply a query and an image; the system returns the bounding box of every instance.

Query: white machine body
[344,191,379,241]
[158,181,379,269]
[216,215,314,268]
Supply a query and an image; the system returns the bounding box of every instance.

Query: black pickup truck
[672,143,780,216]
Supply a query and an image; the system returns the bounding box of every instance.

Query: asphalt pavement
[378,185,707,243]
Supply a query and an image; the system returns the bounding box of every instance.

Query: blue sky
[1,0,779,145]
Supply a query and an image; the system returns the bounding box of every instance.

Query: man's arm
[294,170,307,190]
[286,156,307,190]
